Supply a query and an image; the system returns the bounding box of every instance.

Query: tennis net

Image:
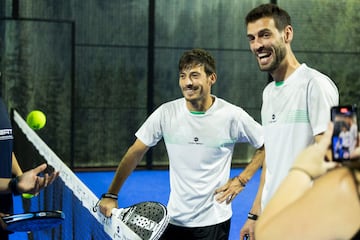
[12,110,114,240]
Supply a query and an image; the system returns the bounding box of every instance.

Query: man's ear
[209,73,217,85]
[283,25,294,43]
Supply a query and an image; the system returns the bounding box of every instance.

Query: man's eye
[191,73,199,78]
[247,36,255,42]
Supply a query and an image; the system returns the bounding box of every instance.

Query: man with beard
[99,48,265,240]
[239,4,339,240]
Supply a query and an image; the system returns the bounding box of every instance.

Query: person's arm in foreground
[11,153,23,177]
[99,139,149,217]
[215,145,265,204]
[0,163,59,195]
[239,159,266,240]
[255,123,360,239]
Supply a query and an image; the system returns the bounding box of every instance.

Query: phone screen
[331,105,358,162]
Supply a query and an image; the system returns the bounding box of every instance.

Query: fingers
[248,232,255,240]
[33,176,41,195]
[226,194,237,204]
[317,123,333,152]
[215,189,241,204]
[240,220,256,240]
[99,198,118,217]
[214,185,226,194]
[240,231,252,240]
[35,166,59,189]
[105,208,113,217]
[32,163,48,175]
[240,231,254,240]
[43,173,50,188]
[48,171,60,185]
[19,165,59,195]
[215,179,245,203]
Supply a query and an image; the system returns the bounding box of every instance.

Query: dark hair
[178,49,216,76]
[245,3,291,31]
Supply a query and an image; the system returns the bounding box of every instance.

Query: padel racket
[2,210,65,232]
[103,202,169,240]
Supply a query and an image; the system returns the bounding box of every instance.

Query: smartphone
[331,105,358,162]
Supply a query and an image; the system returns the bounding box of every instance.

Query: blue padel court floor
[11,168,260,240]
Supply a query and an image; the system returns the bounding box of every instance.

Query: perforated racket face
[119,202,169,240]
[3,211,65,232]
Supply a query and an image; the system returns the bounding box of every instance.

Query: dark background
[1,0,359,169]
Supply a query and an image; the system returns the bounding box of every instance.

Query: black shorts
[160,219,231,240]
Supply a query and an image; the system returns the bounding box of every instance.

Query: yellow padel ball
[26,110,46,130]
[22,193,34,199]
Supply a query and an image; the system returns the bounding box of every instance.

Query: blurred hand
[17,163,59,195]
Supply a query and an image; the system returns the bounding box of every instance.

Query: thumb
[323,161,337,171]
[32,163,47,174]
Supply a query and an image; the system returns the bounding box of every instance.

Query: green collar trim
[275,81,284,87]
[190,111,205,115]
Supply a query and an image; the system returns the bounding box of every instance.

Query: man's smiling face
[247,17,287,73]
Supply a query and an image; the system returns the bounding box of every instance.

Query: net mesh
[12,110,112,240]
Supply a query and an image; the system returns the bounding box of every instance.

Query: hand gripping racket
[104,202,170,240]
[2,210,65,232]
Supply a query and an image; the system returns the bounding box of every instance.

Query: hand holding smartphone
[331,105,358,162]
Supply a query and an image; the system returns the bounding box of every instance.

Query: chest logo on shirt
[188,137,203,145]
[269,114,277,123]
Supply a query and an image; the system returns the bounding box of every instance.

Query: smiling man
[239,4,339,240]
[99,48,265,240]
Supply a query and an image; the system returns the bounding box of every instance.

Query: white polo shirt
[136,96,264,227]
[261,64,339,209]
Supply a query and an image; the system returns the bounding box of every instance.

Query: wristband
[101,193,118,200]
[93,193,118,212]
[234,176,246,187]
[247,212,258,220]
[9,177,20,196]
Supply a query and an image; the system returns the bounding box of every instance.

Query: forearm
[238,145,264,184]
[0,179,11,193]
[107,155,140,194]
[257,170,312,228]
[249,162,266,216]
[12,153,23,176]
[107,140,148,194]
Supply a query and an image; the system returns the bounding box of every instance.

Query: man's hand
[17,163,59,195]
[99,197,118,217]
[215,177,245,204]
[240,219,256,240]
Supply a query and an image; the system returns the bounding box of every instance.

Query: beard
[258,43,287,73]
